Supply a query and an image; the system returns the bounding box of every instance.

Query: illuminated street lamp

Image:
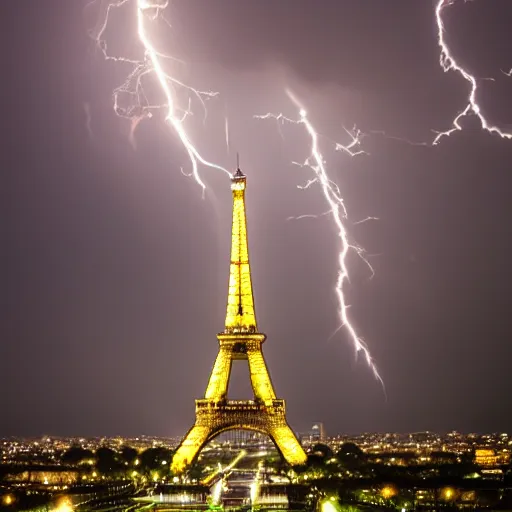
[319,496,340,512]
[441,487,456,501]
[381,485,397,499]
[2,495,15,506]
[53,497,73,512]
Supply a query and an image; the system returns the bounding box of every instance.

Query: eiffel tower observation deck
[171,168,307,474]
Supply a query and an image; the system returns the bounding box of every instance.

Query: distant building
[474,448,509,467]
[309,423,326,442]
[4,469,79,487]
[475,449,498,467]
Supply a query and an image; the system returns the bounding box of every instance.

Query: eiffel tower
[171,168,307,474]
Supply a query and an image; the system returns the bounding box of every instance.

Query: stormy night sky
[3,1,512,438]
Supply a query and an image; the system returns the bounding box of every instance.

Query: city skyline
[4,0,512,438]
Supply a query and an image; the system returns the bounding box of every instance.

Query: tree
[95,447,123,475]
[120,446,138,466]
[337,442,365,471]
[187,460,205,481]
[311,443,334,460]
[337,443,363,459]
[62,446,94,465]
[307,453,326,468]
[139,447,172,473]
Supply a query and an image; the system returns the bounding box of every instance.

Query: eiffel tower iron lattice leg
[171,168,307,474]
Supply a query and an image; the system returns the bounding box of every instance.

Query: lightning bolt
[256,90,384,388]
[88,0,230,191]
[91,1,385,385]
[434,0,512,144]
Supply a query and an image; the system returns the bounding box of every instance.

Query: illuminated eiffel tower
[171,168,307,474]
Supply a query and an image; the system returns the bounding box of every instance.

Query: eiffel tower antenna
[236,151,240,170]
[172,169,307,474]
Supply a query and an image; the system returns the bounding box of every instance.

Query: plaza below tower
[171,168,307,474]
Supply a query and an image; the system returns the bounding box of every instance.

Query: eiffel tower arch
[171,168,307,474]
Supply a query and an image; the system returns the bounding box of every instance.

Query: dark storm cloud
[3,0,512,438]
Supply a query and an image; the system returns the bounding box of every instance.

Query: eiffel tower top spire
[224,167,257,333]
